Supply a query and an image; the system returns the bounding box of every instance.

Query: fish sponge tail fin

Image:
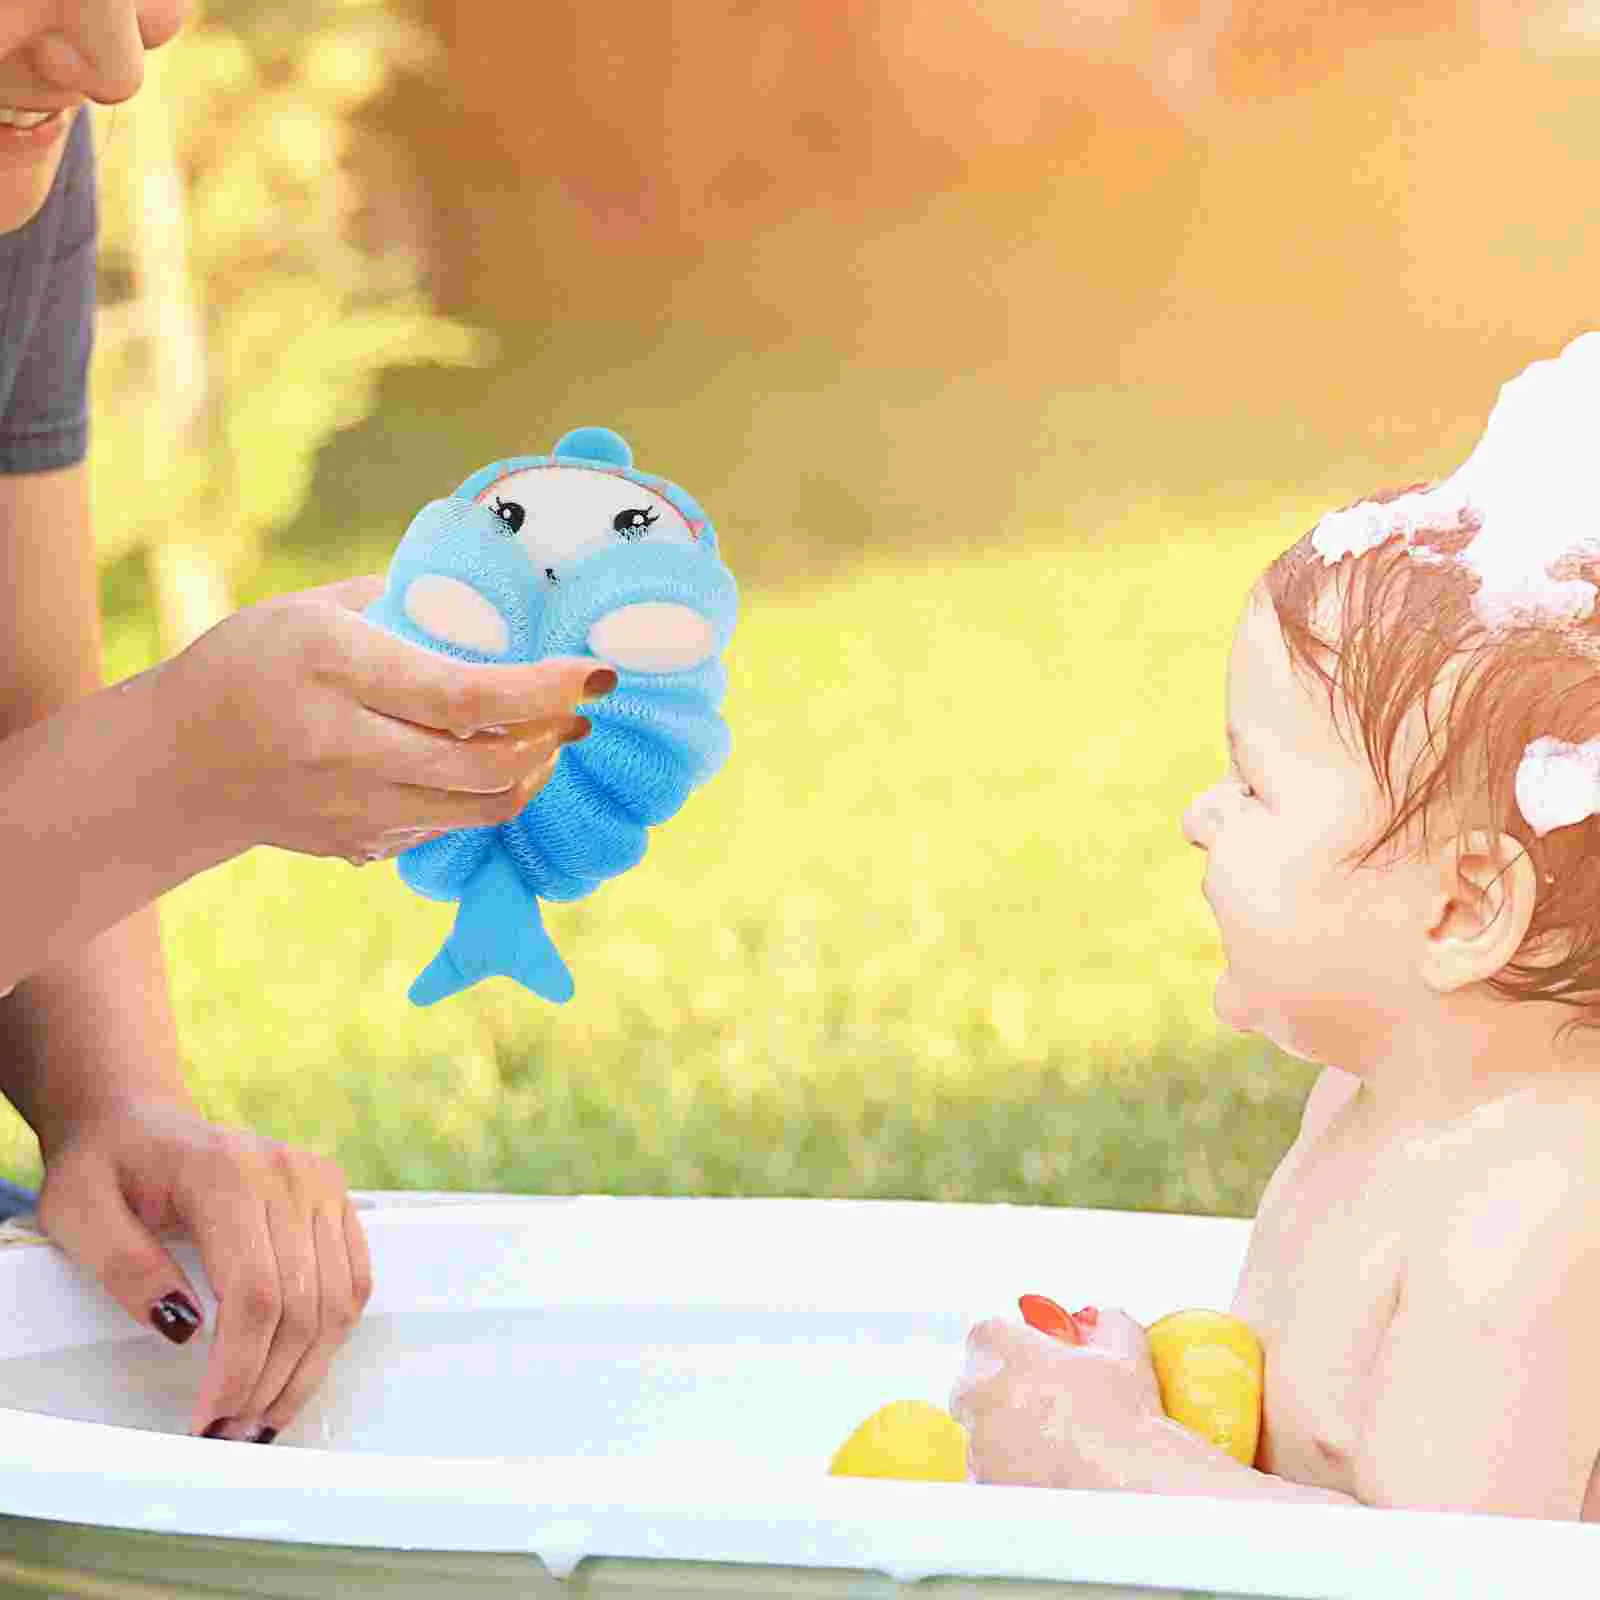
[408,943,470,1008]
[407,850,575,1006]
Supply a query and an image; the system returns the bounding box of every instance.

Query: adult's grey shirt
[0,109,95,476]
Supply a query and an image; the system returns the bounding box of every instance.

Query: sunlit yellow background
[10,0,1596,1216]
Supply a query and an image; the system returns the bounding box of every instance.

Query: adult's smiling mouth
[0,97,78,122]
[0,101,76,149]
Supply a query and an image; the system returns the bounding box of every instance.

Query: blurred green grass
[1,421,1324,1219]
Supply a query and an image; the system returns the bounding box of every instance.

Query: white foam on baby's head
[1308,490,1459,566]
[1311,332,1600,628]
[1446,331,1600,629]
[1514,736,1600,839]
[1309,332,1600,839]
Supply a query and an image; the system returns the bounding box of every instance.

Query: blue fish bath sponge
[363,427,738,1006]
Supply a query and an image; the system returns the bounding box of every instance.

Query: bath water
[0,1305,972,1468]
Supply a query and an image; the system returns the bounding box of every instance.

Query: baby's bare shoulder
[1446,1074,1600,1162]
[1416,1078,1600,1249]
[1503,1078,1600,1181]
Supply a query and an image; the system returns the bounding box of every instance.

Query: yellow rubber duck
[828,1294,1263,1480]
[1021,1293,1264,1467]
[1146,1306,1264,1467]
[828,1398,969,1482]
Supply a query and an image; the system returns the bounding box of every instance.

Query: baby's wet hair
[1263,486,1600,1044]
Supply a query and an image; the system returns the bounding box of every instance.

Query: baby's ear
[1419,829,1539,993]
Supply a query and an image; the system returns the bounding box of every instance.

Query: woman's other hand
[35,1096,369,1441]
[156,574,616,865]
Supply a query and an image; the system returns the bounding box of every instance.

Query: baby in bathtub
[950,331,1600,1522]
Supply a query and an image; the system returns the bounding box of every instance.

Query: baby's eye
[491,497,525,535]
[613,506,659,540]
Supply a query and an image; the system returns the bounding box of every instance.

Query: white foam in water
[1309,331,1600,837]
[0,1305,971,1468]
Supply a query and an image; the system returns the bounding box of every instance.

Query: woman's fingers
[324,597,617,739]
[34,1154,206,1352]
[180,1148,370,1443]
[222,1183,323,1438]
[158,578,619,861]
[30,1105,373,1447]
[181,1166,280,1439]
[386,761,554,837]
[346,698,591,800]
[230,1178,370,1439]
[338,746,563,862]
[343,1200,374,1316]
[333,714,598,854]
[250,1206,362,1435]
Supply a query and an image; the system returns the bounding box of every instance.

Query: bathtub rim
[0,1193,1592,1599]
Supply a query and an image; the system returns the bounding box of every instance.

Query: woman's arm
[0,462,378,1444]
[0,462,225,1145]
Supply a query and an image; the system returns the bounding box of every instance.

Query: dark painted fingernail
[252,1426,278,1445]
[151,1291,202,1345]
[582,668,618,699]
[202,1417,232,1439]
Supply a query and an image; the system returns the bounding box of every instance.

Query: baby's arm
[1352,1119,1600,1520]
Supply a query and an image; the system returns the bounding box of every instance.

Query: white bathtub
[0,1194,1592,1598]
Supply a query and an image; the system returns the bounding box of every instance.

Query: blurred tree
[420,0,1493,259]
[92,0,495,655]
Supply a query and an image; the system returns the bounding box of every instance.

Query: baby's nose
[588,602,716,674]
